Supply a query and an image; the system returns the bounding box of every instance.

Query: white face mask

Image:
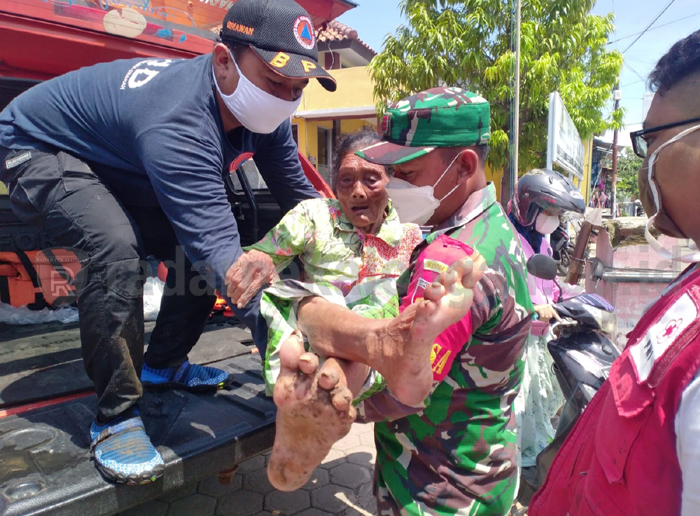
[644,123,700,263]
[385,153,461,225]
[535,212,560,235]
[212,51,301,134]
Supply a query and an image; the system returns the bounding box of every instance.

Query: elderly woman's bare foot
[374,255,485,406]
[267,332,356,492]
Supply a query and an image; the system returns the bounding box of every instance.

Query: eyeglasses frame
[630,116,700,158]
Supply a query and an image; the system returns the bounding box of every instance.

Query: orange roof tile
[315,20,376,55]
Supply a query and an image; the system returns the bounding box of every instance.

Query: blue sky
[336,0,700,135]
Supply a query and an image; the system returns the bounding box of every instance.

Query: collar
[330,199,404,247]
[435,182,498,233]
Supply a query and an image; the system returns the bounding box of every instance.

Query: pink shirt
[519,234,561,336]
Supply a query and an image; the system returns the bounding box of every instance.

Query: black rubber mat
[0,317,254,407]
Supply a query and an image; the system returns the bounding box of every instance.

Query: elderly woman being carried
[238,129,423,402]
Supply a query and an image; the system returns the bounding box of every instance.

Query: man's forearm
[297,296,385,366]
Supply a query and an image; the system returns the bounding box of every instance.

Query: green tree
[614,148,644,201]
[369,0,623,182]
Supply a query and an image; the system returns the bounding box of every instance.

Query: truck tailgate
[0,320,276,516]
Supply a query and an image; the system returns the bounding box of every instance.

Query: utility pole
[611,86,621,219]
[512,0,521,199]
[506,0,521,205]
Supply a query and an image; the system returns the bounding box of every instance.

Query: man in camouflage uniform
[271,87,533,514]
[356,87,534,515]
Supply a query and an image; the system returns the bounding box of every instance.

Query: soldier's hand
[226,250,276,309]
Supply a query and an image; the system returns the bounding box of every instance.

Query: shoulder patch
[423,259,448,274]
[630,292,698,383]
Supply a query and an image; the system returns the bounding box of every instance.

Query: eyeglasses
[630,116,700,158]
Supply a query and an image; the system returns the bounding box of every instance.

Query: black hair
[213,32,248,59]
[330,128,387,192]
[649,29,700,95]
[228,43,248,60]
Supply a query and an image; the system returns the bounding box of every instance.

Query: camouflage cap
[357,87,491,166]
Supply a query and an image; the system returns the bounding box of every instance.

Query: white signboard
[547,92,585,179]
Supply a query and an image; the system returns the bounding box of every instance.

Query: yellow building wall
[296,67,375,113]
[340,119,375,134]
[293,117,377,167]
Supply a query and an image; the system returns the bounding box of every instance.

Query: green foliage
[369,0,624,173]
[615,148,644,201]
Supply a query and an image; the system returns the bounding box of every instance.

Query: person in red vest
[529,29,700,516]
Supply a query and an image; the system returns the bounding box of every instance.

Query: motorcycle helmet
[511,168,586,227]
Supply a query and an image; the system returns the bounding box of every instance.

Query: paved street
[117,423,378,516]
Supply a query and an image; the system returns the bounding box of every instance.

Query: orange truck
[0,1,348,514]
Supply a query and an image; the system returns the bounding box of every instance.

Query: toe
[451,257,475,289]
[424,281,446,302]
[279,332,306,372]
[471,254,487,285]
[318,362,342,391]
[330,386,353,412]
[340,405,357,424]
[298,353,320,375]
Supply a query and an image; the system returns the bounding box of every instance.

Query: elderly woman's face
[336,153,390,233]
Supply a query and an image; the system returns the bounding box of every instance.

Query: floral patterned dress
[245,198,422,395]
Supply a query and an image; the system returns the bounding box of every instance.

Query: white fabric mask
[643,123,700,263]
[212,51,301,134]
[535,213,560,235]
[386,153,461,225]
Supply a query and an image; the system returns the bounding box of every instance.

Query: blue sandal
[141,360,234,392]
[90,410,165,485]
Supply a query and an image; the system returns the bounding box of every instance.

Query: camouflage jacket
[356,183,534,516]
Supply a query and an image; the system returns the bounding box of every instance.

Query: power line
[624,61,647,83]
[621,0,677,54]
[608,11,700,45]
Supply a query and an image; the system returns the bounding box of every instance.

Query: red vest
[530,266,700,516]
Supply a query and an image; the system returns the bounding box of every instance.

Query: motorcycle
[517,254,620,506]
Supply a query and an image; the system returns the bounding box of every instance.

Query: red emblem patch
[381,113,392,136]
[293,16,315,50]
[230,152,255,172]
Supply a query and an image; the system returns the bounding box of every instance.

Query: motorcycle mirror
[527,254,559,281]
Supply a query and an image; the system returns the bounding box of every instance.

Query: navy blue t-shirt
[0,54,319,293]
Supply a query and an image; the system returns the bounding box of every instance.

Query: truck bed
[0,318,276,516]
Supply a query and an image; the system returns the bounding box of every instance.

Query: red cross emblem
[657,318,681,343]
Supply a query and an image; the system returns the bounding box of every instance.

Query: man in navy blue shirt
[0,0,334,484]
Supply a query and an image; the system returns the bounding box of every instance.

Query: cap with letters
[220,0,336,92]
